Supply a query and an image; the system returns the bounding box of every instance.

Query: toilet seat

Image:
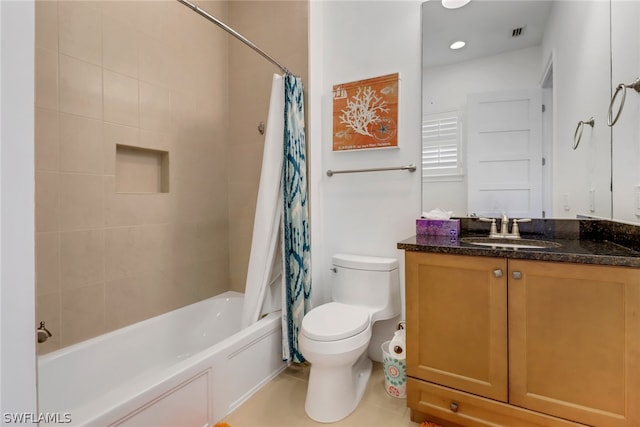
[301,302,370,342]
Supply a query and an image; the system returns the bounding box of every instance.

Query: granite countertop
[397,218,640,268]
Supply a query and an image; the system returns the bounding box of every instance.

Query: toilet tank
[331,254,400,322]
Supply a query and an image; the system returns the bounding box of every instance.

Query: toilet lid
[301,302,370,342]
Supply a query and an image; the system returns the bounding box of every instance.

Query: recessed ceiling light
[450,40,466,50]
[442,0,471,9]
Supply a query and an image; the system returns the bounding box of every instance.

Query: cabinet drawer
[407,378,587,427]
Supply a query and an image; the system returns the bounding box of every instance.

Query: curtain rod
[176,0,294,76]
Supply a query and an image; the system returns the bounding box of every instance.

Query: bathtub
[37,291,287,426]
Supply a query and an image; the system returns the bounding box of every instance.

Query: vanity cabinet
[405,252,640,427]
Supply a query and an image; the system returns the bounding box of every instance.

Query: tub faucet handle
[37,321,52,343]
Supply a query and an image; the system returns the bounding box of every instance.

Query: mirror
[610,0,640,224]
[421,0,613,220]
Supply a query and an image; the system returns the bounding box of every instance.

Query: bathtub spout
[37,321,52,343]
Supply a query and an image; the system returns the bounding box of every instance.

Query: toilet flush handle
[329,267,337,273]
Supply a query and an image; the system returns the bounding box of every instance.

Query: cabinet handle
[493,269,503,278]
[450,401,459,412]
[512,271,522,280]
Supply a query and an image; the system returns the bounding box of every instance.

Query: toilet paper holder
[390,324,406,357]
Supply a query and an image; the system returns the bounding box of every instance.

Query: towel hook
[573,117,594,150]
[607,77,640,127]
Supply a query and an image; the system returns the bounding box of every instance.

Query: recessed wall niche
[115,144,169,193]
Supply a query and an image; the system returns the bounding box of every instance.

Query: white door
[466,88,543,218]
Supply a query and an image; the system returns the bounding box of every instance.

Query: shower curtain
[241,75,285,330]
[241,74,311,364]
[281,74,311,363]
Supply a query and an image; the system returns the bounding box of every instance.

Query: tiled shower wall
[227,1,309,291]
[35,0,308,354]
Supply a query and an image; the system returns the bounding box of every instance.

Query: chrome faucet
[37,321,52,343]
[479,216,531,239]
[500,213,509,235]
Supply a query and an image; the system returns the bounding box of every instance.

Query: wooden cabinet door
[406,252,508,402]
[509,260,640,427]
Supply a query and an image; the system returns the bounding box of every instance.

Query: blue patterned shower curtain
[281,74,311,363]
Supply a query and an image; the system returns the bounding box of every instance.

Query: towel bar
[326,164,416,177]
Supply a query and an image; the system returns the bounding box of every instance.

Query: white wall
[0,0,38,423]
[309,1,422,309]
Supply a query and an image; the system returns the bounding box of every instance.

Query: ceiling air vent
[512,26,525,37]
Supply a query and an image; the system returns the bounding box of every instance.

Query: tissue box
[416,218,460,238]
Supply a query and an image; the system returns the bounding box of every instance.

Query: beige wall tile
[35,107,60,172]
[35,0,58,51]
[138,33,170,87]
[36,292,61,355]
[104,270,168,331]
[166,47,195,94]
[102,16,138,78]
[60,283,105,347]
[100,0,139,30]
[105,178,173,227]
[59,54,103,119]
[139,81,171,131]
[104,227,136,281]
[103,70,139,127]
[174,260,219,305]
[228,140,262,184]
[173,187,224,224]
[228,179,259,222]
[172,221,225,267]
[59,113,104,173]
[170,89,197,136]
[59,1,102,66]
[36,232,60,296]
[60,229,105,290]
[103,123,139,174]
[36,171,60,232]
[137,1,167,40]
[104,175,140,227]
[104,224,172,282]
[138,128,173,152]
[35,47,58,110]
[58,173,104,230]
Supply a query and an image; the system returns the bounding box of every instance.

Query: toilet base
[304,353,372,423]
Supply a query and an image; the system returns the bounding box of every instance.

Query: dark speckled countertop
[397,218,640,268]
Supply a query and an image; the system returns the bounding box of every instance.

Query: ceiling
[422,0,554,68]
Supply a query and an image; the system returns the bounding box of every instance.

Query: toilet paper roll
[389,330,406,360]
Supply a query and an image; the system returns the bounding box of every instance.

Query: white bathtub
[37,291,287,427]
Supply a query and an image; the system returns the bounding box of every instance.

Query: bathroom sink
[460,237,562,250]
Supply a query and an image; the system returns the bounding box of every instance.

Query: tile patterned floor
[221,362,419,427]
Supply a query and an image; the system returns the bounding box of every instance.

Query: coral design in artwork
[339,86,390,137]
[332,73,399,151]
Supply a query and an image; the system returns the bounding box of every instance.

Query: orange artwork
[332,73,399,151]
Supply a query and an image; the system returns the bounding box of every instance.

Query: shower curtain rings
[607,77,640,127]
[573,117,594,150]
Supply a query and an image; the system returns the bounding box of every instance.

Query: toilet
[298,253,400,423]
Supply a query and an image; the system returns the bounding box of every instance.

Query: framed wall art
[332,72,399,151]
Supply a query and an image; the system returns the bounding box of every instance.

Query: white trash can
[381,340,406,398]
